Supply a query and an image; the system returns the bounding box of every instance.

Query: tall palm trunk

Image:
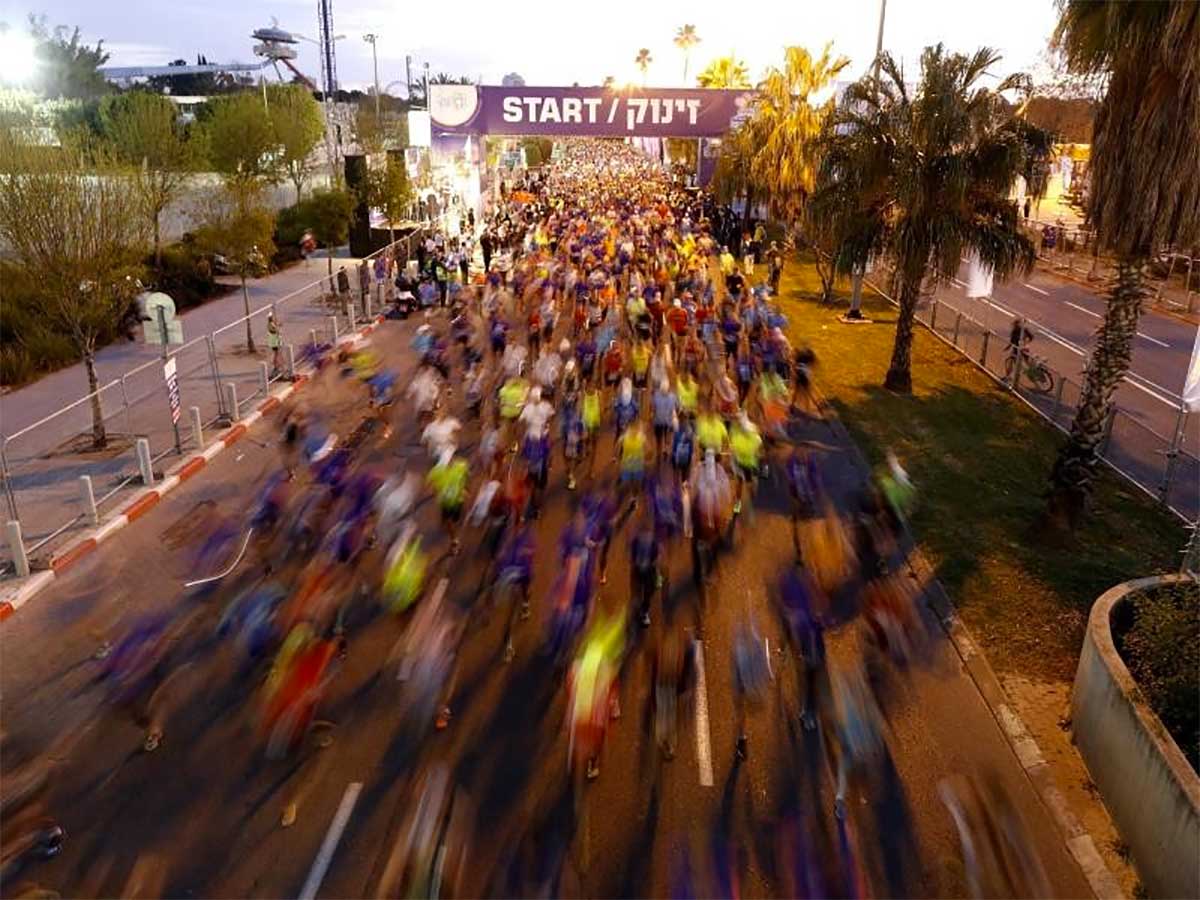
[242,273,256,354]
[84,344,107,449]
[1046,259,1144,529]
[884,260,924,393]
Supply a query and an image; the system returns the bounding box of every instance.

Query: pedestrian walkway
[0,250,370,571]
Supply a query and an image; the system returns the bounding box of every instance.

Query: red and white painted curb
[0,317,383,622]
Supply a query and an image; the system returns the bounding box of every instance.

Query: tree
[674,25,701,84]
[811,46,1052,393]
[193,182,275,353]
[99,91,201,268]
[1045,1,1200,529]
[300,188,354,275]
[635,49,653,86]
[355,101,408,156]
[0,133,145,447]
[602,75,616,90]
[696,57,752,90]
[429,73,474,85]
[367,157,412,244]
[203,92,280,188]
[267,83,325,202]
[751,45,848,225]
[27,16,109,99]
[501,73,526,87]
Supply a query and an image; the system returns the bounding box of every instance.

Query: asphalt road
[0,311,1095,899]
[925,260,1194,449]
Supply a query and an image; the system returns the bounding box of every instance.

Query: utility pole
[363,33,380,121]
[405,54,413,101]
[423,61,430,110]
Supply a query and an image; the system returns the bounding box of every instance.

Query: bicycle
[1003,348,1055,394]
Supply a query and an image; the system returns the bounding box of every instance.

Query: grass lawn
[773,252,1187,681]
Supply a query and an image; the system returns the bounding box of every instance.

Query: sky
[3,0,1061,94]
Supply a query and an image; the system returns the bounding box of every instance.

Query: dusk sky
[4,0,1060,93]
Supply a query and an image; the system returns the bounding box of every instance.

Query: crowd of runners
[2,139,1053,899]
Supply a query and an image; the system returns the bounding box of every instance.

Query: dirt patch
[43,433,136,461]
[1000,672,1142,897]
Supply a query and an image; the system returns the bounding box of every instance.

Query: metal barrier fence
[1,229,427,574]
[864,276,1196,522]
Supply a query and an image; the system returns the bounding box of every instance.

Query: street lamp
[423,61,430,110]
[362,33,380,120]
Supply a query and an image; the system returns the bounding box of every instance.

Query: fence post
[952,311,963,347]
[1051,375,1066,422]
[1159,407,1188,502]
[207,334,226,420]
[136,437,154,485]
[189,406,204,448]
[310,328,319,349]
[930,300,938,332]
[1098,407,1117,454]
[258,362,270,397]
[285,344,297,380]
[364,292,373,322]
[329,316,339,343]
[1,442,18,522]
[225,383,240,422]
[79,475,98,526]
[1011,351,1023,392]
[979,330,990,367]
[5,520,29,578]
[119,375,134,438]
[348,304,357,332]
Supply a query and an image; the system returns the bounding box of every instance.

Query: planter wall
[1072,574,1200,899]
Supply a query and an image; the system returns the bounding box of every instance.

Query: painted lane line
[1121,375,1182,408]
[981,298,1015,318]
[1126,372,1181,401]
[693,639,714,788]
[1022,283,1050,296]
[299,781,362,900]
[1065,302,1100,319]
[951,278,966,289]
[1138,332,1169,349]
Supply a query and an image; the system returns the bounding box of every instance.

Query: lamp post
[423,61,430,110]
[363,33,380,121]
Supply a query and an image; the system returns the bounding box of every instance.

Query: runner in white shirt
[407,367,442,421]
[421,410,462,460]
[501,343,528,379]
[518,386,554,439]
[533,342,565,396]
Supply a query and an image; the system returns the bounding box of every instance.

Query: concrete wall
[159,172,334,244]
[1072,574,1200,899]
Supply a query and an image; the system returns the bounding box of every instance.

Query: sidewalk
[0,251,367,570]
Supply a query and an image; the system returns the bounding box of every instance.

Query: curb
[0,315,384,615]
[811,385,1124,900]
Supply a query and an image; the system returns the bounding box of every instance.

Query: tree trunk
[1046,259,1144,530]
[884,268,923,393]
[242,273,256,354]
[153,215,162,271]
[327,254,334,276]
[84,347,107,450]
[295,176,304,204]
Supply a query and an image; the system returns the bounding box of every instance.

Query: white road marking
[299,781,362,900]
[982,298,1014,318]
[1023,283,1050,296]
[951,278,966,289]
[1138,332,1170,349]
[693,639,714,787]
[1065,302,1100,319]
[1123,374,1182,407]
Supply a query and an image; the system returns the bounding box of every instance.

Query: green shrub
[1120,582,1200,772]
[274,201,309,249]
[150,242,220,310]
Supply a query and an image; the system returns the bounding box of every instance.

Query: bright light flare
[0,30,39,85]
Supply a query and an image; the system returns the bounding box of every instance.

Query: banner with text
[430,85,755,138]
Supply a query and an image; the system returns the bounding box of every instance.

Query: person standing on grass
[767,242,784,295]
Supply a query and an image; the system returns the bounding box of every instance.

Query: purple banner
[430,85,755,138]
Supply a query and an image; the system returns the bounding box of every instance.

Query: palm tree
[635,49,653,86]
[696,57,752,89]
[751,44,849,226]
[811,45,1053,393]
[601,75,616,90]
[674,25,701,84]
[1044,1,1200,529]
